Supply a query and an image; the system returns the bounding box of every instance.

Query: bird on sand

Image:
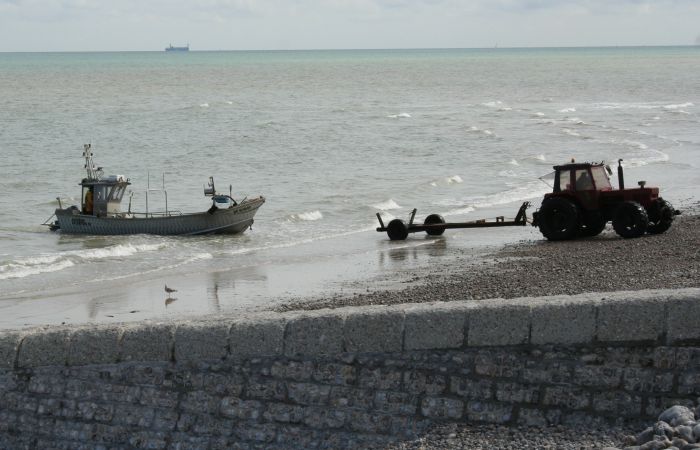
[164,284,177,295]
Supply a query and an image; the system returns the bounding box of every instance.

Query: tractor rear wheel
[424,214,446,236]
[612,201,649,238]
[579,212,607,237]
[538,197,579,241]
[386,219,409,240]
[647,198,674,234]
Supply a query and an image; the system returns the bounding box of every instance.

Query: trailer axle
[376,201,530,240]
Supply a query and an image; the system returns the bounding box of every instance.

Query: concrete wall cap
[17,326,75,368]
[344,309,403,353]
[284,310,345,357]
[68,325,122,366]
[119,322,174,363]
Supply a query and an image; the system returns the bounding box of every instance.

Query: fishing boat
[44,144,265,235]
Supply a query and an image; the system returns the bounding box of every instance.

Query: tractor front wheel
[647,198,674,235]
[612,201,648,238]
[538,197,579,241]
[424,214,446,236]
[386,219,409,241]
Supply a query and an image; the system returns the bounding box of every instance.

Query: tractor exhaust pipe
[617,159,625,190]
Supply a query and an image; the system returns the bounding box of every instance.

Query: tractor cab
[552,162,613,193]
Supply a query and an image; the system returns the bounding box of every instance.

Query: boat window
[110,185,125,202]
[94,185,107,202]
[591,166,612,191]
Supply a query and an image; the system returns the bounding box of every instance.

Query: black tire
[612,201,649,238]
[387,219,409,241]
[424,214,446,236]
[579,212,607,237]
[537,197,580,241]
[647,198,674,234]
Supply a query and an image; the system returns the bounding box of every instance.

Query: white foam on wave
[664,102,693,110]
[444,206,475,216]
[225,101,233,105]
[289,210,324,221]
[498,170,518,178]
[567,117,587,125]
[371,199,401,211]
[559,107,576,113]
[534,154,547,161]
[0,259,74,281]
[387,113,411,119]
[470,181,551,209]
[0,243,166,280]
[509,159,519,166]
[498,107,513,112]
[621,139,648,150]
[199,103,209,108]
[562,128,581,137]
[625,149,670,167]
[533,112,545,117]
[482,101,502,108]
[446,175,463,184]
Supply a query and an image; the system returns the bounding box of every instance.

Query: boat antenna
[83,143,100,180]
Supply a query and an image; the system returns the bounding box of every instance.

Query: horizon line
[1,44,698,54]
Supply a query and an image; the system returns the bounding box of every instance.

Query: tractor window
[591,166,612,191]
[575,169,594,191]
[558,171,573,191]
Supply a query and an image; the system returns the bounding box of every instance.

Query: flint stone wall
[1,288,700,449]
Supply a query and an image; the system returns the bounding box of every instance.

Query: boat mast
[82,143,100,180]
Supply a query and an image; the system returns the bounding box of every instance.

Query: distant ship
[165,43,189,52]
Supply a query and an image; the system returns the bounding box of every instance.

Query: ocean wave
[562,128,581,137]
[625,149,670,167]
[288,210,324,221]
[508,159,519,166]
[469,181,551,209]
[446,175,463,184]
[482,101,502,108]
[371,199,401,211]
[444,206,475,216]
[621,139,648,150]
[0,243,166,280]
[199,103,209,108]
[559,107,576,113]
[533,112,545,117]
[387,113,411,119]
[664,102,693,110]
[498,170,519,178]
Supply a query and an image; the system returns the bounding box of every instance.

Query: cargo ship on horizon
[165,43,189,52]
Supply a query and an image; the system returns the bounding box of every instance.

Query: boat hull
[54,197,264,236]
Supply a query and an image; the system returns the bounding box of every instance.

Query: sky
[0,0,699,52]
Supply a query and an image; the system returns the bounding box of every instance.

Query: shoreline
[275,205,700,313]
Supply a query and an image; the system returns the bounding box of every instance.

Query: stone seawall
[1,288,700,449]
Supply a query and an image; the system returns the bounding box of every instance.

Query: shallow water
[1,47,699,328]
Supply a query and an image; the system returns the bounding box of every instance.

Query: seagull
[164,284,177,295]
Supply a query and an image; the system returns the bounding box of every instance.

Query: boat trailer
[376,201,530,240]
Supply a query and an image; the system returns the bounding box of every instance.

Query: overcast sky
[1,0,699,52]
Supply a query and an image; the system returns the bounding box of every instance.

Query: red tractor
[532,159,677,240]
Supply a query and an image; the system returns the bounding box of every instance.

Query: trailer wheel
[424,214,446,236]
[646,198,674,234]
[537,197,579,241]
[612,201,648,238]
[386,219,409,240]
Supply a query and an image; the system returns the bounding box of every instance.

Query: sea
[1,47,699,328]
